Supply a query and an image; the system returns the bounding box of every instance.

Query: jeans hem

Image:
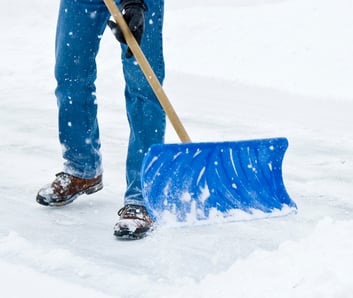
[124,196,145,207]
[63,166,103,180]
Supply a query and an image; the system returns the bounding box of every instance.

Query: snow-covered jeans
[55,0,166,205]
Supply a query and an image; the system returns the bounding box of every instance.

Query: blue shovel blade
[141,137,297,223]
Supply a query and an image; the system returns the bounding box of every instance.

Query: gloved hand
[107,0,147,58]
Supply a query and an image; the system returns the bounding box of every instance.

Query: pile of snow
[186,218,353,298]
[0,261,114,298]
[1,218,353,297]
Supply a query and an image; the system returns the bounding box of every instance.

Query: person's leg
[36,0,111,206]
[122,0,166,206]
[55,0,111,179]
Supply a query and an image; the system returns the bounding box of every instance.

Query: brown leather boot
[114,204,154,240]
[36,172,103,206]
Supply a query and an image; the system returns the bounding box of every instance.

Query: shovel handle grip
[103,0,191,143]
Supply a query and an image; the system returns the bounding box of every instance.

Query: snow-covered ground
[1,0,353,297]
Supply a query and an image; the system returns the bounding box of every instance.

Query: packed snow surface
[1,0,352,297]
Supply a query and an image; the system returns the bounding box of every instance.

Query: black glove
[107,0,147,59]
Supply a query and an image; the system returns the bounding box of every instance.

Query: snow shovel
[103,0,297,223]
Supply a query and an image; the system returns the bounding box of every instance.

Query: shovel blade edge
[142,137,297,223]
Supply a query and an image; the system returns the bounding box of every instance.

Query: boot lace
[118,204,148,220]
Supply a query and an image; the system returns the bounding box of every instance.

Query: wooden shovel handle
[103,0,191,143]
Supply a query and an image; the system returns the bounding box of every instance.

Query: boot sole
[36,181,103,207]
[114,225,153,240]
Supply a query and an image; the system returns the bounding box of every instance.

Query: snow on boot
[114,204,154,240]
[36,172,103,206]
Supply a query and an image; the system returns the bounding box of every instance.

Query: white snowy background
[1,0,353,297]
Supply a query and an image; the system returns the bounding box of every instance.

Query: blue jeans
[55,0,166,205]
